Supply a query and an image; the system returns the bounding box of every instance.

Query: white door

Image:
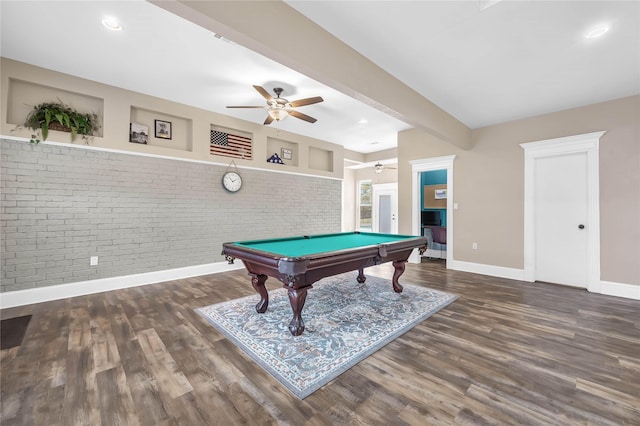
[522,131,602,293]
[534,152,588,287]
[372,183,397,234]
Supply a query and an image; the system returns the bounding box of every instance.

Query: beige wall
[342,168,357,231]
[342,163,399,232]
[398,95,640,287]
[1,58,344,179]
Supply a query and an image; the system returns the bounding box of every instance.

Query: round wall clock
[222,171,243,193]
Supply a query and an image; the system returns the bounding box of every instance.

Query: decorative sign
[434,189,447,199]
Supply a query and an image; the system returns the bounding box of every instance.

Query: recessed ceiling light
[102,17,122,31]
[358,119,368,124]
[585,25,609,39]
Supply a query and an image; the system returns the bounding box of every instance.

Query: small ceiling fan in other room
[226,85,324,125]
[374,162,397,174]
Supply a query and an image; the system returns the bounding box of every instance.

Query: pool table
[222,231,427,336]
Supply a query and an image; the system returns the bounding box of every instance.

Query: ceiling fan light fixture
[101,16,122,31]
[585,24,609,39]
[268,108,289,121]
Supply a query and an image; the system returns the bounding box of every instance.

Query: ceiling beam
[151,0,471,149]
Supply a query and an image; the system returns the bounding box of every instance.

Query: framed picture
[154,120,172,140]
[129,123,148,144]
[281,148,292,160]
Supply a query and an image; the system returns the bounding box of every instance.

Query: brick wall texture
[1,139,341,292]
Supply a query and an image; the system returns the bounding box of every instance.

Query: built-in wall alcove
[130,106,192,152]
[6,78,104,138]
[309,146,334,172]
[267,137,299,167]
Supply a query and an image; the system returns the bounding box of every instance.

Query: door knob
[578,224,585,229]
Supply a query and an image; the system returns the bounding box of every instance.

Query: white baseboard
[449,259,526,281]
[600,280,640,300]
[0,261,246,309]
[421,249,446,259]
[2,260,638,308]
[449,260,639,300]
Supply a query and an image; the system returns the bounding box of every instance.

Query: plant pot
[48,122,71,133]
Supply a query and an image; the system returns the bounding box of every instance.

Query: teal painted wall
[420,170,447,227]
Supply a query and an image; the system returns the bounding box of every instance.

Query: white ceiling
[1,1,638,154]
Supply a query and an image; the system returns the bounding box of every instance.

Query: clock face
[222,171,242,192]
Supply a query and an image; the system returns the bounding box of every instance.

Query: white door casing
[409,155,455,265]
[521,131,604,293]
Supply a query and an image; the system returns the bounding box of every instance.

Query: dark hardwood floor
[1,260,639,425]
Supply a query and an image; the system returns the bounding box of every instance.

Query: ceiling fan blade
[289,96,324,108]
[226,105,265,108]
[263,115,274,125]
[253,85,273,101]
[288,110,317,123]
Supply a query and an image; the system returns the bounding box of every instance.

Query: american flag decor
[210,128,253,159]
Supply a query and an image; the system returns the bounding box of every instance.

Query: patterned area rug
[196,272,458,399]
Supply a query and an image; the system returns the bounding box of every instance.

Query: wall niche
[6,78,104,137]
[309,146,334,172]
[130,106,192,152]
[267,137,299,167]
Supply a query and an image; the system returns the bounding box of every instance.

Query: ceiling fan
[227,85,324,125]
[374,162,397,174]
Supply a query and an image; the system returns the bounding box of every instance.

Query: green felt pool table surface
[230,232,420,258]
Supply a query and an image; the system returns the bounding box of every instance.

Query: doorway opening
[409,155,456,264]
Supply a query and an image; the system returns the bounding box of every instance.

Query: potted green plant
[19,100,100,144]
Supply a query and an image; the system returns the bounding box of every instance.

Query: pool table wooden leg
[356,267,366,283]
[287,287,308,336]
[391,260,406,293]
[251,274,269,313]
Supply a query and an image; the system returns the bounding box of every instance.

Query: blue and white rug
[196,272,458,399]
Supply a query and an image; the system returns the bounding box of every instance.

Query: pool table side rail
[221,235,427,284]
[224,231,415,247]
[221,235,426,266]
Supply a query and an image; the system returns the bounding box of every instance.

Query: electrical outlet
[472,243,478,250]
[90,256,99,266]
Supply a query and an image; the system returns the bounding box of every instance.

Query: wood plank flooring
[1,260,639,425]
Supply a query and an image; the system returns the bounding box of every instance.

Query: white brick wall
[0,139,341,292]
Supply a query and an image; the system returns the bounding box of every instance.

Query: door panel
[534,153,588,287]
[379,195,392,233]
[372,184,397,234]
